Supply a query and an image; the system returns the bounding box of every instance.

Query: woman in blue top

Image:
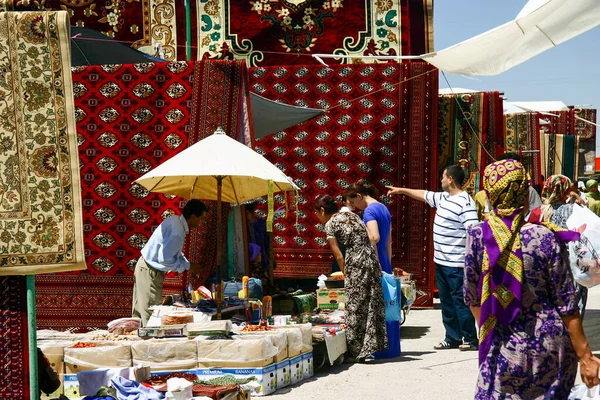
[345,180,392,274]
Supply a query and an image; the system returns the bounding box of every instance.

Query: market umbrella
[135,128,298,313]
[70,26,164,66]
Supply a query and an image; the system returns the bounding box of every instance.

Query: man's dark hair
[445,165,466,186]
[313,194,339,214]
[182,199,208,219]
[498,152,521,162]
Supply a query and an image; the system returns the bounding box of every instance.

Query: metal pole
[185,0,192,61]
[216,176,223,319]
[26,275,39,400]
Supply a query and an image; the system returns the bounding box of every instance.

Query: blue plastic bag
[381,273,401,322]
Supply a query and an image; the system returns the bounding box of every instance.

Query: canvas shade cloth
[70,26,164,66]
[135,128,298,203]
[427,0,600,75]
[250,93,324,140]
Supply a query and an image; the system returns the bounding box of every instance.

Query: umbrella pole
[216,176,224,320]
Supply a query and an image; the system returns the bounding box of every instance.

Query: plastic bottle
[242,276,249,299]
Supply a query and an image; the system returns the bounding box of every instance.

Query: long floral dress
[325,212,388,358]
[464,223,579,399]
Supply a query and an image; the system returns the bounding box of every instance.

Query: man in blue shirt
[132,199,208,326]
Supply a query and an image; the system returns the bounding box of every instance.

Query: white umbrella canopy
[135,127,298,202]
[135,128,298,317]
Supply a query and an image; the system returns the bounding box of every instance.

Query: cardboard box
[275,359,291,389]
[302,352,314,379]
[63,374,82,400]
[272,324,313,354]
[132,339,197,372]
[289,355,304,385]
[316,289,346,310]
[196,365,278,396]
[64,344,132,374]
[235,330,288,362]
[197,337,277,368]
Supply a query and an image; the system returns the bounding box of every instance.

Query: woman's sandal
[433,340,460,350]
[459,343,478,351]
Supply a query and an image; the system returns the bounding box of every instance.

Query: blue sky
[434,1,600,110]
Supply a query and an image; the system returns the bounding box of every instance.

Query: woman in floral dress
[464,160,600,399]
[314,195,388,361]
[530,174,588,317]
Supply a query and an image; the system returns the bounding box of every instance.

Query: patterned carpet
[0,11,86,276]
[248,62,439,306]
[0,276,29,400]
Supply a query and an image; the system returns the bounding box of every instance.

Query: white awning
[427,0,600,76]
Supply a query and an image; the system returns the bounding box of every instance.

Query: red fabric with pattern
[249,62,438,307]
[0,276,29,399]
[184,60,251,287]
[35,62,194,331]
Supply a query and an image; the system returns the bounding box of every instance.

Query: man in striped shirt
[386,165,479,351]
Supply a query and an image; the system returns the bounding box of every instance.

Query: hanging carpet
[35,62,195,331]
[248,62,438,307]
[437,92,503,194]
[0,276,29,400]
[541,133,580,181]
[2,0,179,60]
[0,11,86,275]
[183,60,252,288]
[503,112,543,186]
[197,0,434,66]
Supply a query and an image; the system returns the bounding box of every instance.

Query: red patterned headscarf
[479,160,528,365]
[542,174,572,205]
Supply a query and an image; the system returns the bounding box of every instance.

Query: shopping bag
[568,384,600,400]
[381,273,401,322]
[566,205,600,288]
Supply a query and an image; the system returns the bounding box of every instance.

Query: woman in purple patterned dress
[464,160,600,399]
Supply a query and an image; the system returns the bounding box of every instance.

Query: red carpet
[249,62,438,306]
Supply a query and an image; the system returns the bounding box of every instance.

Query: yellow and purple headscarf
[479,163,580,365]
[479,159,528,364]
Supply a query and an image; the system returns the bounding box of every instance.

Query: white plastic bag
[566,205,600,288]
[317,274,327,289]
[569,384,600,400]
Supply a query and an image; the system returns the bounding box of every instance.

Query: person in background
[387,165,479,351]
[344,180,392,274]
[132,199,207,326]
[475,152,542,221]
[585,179,600,216]
[314,194,388,362]
[249,242,272,294]
[464,160,600,399]
[339,195,354,213]
[245,202,271,274]
[530,174,589,318]
[566,181,587,205]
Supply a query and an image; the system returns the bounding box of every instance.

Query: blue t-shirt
[363,202,392,274]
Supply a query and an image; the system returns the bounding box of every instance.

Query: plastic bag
[317,274,327,290]
[381,273,401,322]
[566,205,600,288]
[569,384,600,400]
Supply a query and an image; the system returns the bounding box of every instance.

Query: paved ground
[271,287,600,399]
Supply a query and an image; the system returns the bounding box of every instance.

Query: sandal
[459,343,478,351]
[433,340,460,350]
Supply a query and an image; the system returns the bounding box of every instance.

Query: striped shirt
[424,190,478,267]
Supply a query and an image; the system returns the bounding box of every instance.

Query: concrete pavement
[271,287,600,399]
